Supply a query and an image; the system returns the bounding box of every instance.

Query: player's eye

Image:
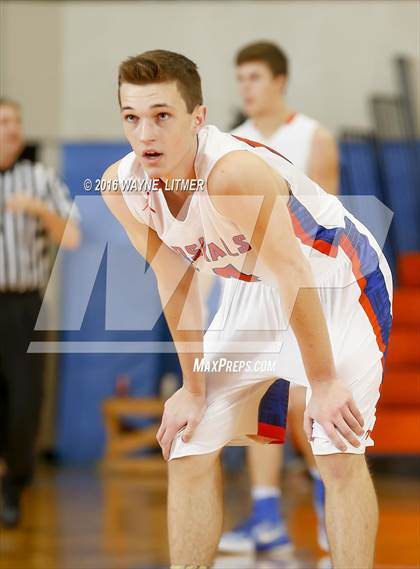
[157,112,170,121]
[124,114,137,123]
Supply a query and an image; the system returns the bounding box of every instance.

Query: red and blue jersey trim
[287,194,392,364]
[231,134,293,164]
[257,195,392,444]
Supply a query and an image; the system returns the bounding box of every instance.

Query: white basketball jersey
[117,125,391,458]
[118,125,384,291]
[231,113,318,173]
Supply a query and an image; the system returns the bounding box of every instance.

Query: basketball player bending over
[101,50,392,569]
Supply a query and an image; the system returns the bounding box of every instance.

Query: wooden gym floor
[0,463,419,569]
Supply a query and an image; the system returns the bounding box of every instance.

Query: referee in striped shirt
[0,98,80,528]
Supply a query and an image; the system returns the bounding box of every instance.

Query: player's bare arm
[207,150,364,452]
[307,126,339,195]
[101,161,207,460]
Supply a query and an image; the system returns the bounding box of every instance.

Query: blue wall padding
[377,141,420,253]
[57,143,180,463]
[339,141,398,278]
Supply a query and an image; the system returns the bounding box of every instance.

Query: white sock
[252,486,281,500]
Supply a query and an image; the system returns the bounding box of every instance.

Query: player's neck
[253,101,293,139]
[159,136,198,197]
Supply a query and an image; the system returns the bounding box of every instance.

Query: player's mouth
[142,150,163,164]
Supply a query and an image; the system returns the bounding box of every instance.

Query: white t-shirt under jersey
[231,113,318,174]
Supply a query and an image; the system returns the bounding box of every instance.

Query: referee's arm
[6,165,81,249]
[35,200,80,249]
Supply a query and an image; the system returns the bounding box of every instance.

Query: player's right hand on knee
[156,385,207,460]
[304,378,365,452]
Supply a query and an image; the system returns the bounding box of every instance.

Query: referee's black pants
[0,291,45,493]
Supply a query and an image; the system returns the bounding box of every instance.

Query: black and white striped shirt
[0,159,78,292]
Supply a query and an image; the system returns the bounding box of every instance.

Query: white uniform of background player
[232,112,318,172]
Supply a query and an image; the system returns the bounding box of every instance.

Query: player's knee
[315,453,368,487]
[168,451,220,482]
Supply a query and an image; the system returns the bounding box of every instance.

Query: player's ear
[192,105,207,132]
[275,74,288,94]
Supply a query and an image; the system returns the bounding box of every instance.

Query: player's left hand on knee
[156,386,207,461]
[304,378,365,452]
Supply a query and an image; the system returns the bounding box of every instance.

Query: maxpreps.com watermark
[83,177,205,192]
[193,357,277,373]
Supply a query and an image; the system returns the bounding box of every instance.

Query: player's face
[0,104,24,160]
[120,81,206,178]
[236,62,286,117]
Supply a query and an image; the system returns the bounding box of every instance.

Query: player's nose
[135,119,157,143]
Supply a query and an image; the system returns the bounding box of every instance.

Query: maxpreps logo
[193,357,276,374]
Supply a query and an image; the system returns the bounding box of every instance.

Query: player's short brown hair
[236,41,288,77]
[0,97,21,111]
[118,50,203,113]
